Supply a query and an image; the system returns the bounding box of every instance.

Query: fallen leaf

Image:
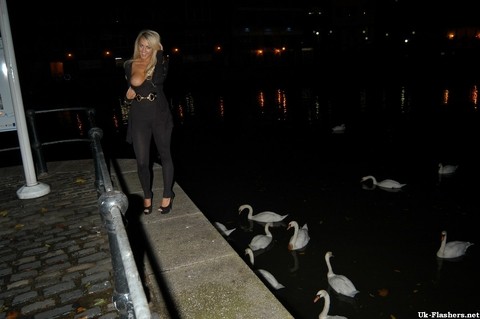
[14,224,24,230]
[6,310,20,319]
[390,315,397,319]
[378,288,389,297]
[75,178,87,184]
[93,298,107,306]
[40,207,48,213]
[0,210,8,217]
[76,306,87,313]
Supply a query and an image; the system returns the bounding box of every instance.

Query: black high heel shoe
[143,205,153,215]
[143,198,153,215]
[158,194,175,214]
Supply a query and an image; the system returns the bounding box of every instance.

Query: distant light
[447,32,455,40]
[244,27,250,32]
[404,38,409,43]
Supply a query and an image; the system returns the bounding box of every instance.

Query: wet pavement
[0,161,117,319]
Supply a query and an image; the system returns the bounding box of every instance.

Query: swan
[332,123,346,134]
[238,204,289,223]
[245,247,255,265]
[360,175,406,190]
[325,251,359,298]
[214,222,236,237]
[244,248,285,289]
[436,230,474,259]
[314,289,348,319]
[249,222,273,251]
[257,269,285,290]
[438,163,458,175]
[287,221,310,251]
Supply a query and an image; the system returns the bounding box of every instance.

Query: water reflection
[160,77,479,318]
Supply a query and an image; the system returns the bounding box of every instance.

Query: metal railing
[25,107,96,176]
[90,126,152,319]
[18,107,151,318]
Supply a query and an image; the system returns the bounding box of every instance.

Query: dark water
[3,65,479,318]
[165,70,480,318]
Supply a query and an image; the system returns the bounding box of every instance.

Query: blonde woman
[124,30,174,215]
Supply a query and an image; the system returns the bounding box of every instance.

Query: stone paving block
[12,291,37,305]
[78,252,109,263]
[74,306,101,319]
[18,260,41,271]
[20,298,56,315]
[10,270,38,282]
[87,281,112,294]
[33,304,73,319]
[42,261,72,273]
[7,279,29,290]
[0,286,29,299]
[81,271,111,285]
[43,281,75,297]
[60,289,83,303]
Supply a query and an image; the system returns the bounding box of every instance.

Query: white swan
[245,247,255,265]
[214,222,236,237]
[314,289,348,319]
[436,230,474,259]
[244,248,285,290]
[332,123,346,134]
[238,204,289,223]
[438,163,458,175]
[325,251,359,298]
[360,175,406,190]
[249,222,273,251]
[287,221,310,251]
[257,269,285,290]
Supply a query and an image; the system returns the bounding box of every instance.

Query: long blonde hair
[131,30,162,78]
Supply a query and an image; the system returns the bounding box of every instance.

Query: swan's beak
[313,295,320,303]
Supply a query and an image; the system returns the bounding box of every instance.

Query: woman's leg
[153,125,174,199]
[132,125,153,201]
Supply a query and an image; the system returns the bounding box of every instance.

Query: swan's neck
[439,234,446,252]
[320,293,330,319]
[325,256,334,275]
[290,224,299,244]
[246,249,254,265]
[265,225,272,236]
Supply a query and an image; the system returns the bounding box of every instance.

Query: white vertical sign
[0,36,16,132]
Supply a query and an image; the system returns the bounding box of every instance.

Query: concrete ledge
[110,158,294,318]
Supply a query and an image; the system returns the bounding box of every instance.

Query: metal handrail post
[89,127,105,193]
[25,109,48,175]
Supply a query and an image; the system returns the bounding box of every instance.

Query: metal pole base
[16,182,51,199]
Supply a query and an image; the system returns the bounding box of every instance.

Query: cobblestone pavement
[0,166,118,319]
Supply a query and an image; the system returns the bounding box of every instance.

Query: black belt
[135,92,157,102]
